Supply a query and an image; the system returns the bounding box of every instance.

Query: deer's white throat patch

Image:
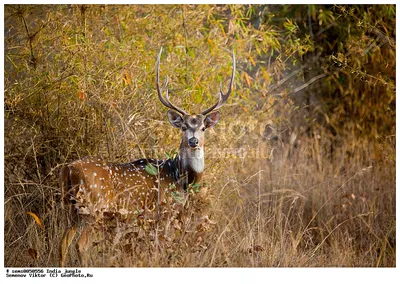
[182,147,204,174]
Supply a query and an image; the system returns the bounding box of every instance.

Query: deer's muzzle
[188,137,199,148]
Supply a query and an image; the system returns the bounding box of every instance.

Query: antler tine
[200,88,223,115]
[156,47,188,116]
[201,51,236,115]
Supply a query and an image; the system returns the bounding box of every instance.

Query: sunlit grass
[4,4,395,267]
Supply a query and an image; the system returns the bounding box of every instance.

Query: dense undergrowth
[4,4,395,267]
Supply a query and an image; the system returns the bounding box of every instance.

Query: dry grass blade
[26,212,44,230]
[3,4,395,267]
[28,248,39,260]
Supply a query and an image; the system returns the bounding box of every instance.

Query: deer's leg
[76,224,92,267]
[60,226,78,267]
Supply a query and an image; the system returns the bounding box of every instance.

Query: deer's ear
[204,111,220,129]
[167,110,183,128]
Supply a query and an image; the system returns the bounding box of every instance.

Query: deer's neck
[179,142,204,190]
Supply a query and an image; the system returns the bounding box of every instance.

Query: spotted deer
[59,48,235,267]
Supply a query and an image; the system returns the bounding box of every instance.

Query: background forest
[4,4,395,267]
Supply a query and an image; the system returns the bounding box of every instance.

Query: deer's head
[156,48,235,167]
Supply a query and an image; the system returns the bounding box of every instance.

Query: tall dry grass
[4,125,395,267]
[4,4,395,267]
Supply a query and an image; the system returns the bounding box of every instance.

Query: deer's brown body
[59,48,235,267]
[60,157,180,215]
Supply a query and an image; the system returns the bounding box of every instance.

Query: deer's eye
[181,126,187,131]
[201,127,206,132]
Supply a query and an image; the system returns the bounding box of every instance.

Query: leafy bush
[4,4,395,267]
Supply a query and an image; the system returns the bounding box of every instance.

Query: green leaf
[145,163,158,176]
[189,183,201,193]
